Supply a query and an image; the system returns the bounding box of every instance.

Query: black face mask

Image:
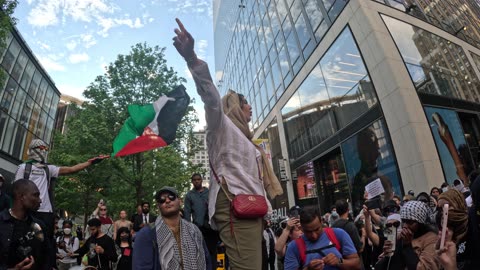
[142,208,149,214]
[120,236,129,241]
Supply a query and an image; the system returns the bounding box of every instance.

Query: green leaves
[51,43,200,223]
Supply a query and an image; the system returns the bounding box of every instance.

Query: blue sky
[14,0,215,130]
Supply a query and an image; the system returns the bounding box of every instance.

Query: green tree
[51,43,201,222]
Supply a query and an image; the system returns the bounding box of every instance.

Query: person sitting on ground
[284,206,360,270]
[375,201,439,270]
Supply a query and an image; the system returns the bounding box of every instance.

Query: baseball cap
[156,186,179,197]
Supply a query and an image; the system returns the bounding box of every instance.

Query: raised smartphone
[440,203,449,250]
[385,226,397,253]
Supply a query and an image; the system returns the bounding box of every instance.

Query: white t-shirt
[57,235,80,264]
[15,163,60,213]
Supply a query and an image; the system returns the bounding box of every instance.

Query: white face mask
[63,228,72,235]
[442,187,449,193]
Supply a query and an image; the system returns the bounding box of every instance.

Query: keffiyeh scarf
[155,217,206,270]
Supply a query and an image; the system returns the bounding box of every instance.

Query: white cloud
[80,34,97,48]
[196,39,208,59]
[166,0,212,18]
[69,53,90,64]
[27,0,61,27]
[66,40,77,51]
[97,17,145,37]
[57,83,87,100]
[37,55,65,72]
[184,67,193,79]
[37,41,51,50]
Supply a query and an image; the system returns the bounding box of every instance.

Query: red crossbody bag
[209,161,268,219]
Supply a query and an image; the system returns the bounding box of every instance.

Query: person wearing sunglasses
[375,201,439,270]
[132,186,212,270]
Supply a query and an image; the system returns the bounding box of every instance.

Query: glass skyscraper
[0,26,60,179]
[213,0,480,213]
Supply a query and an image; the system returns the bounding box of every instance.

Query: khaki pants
[214,185,262,270]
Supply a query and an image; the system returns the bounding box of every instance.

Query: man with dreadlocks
[14,139,108,268]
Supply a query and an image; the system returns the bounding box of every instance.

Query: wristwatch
[337,257,344,266]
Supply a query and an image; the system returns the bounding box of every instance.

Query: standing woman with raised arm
[172,18,283,270]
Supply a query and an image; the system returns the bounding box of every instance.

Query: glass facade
[214,0,349,127]
[341,119,402,214]
[0,31,60,161]
[281,27,377,160]
[383,15,480,103]
[377,0,480,49]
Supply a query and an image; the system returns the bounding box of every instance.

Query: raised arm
[172,18,223,131]
[58,155,109,175]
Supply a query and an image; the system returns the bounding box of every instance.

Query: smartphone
[366,197,382,210]
[440,203,449,250]
[385,227,397,253]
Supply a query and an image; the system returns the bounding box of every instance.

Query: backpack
[23,162,56,209]
[295,227,341,267]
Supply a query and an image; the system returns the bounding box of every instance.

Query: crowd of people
[1,18,480,270]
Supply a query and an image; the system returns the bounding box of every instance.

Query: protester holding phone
[275,217,302,258]
[435,189,471,270]
[374,201,439,270]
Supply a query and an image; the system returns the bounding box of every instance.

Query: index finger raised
[175,18,193,39]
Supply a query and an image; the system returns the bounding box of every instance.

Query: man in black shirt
[73,218,117,270]
[0,179,48,269]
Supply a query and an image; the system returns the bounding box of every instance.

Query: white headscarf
[27,139,48,163]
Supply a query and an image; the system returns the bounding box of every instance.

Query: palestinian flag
[112,85,190,157]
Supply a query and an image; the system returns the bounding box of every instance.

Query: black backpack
[23,163,56,210]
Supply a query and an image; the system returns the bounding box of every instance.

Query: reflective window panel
[382,15,480,103]
[282,27,377,160]
[341,119,403,214]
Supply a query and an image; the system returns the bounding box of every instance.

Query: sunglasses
[386,221,400,228]
[100,208,107,211]
[158,194,177,204]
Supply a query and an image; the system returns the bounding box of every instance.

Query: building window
[382,15,480,103]
[282,27,377,160]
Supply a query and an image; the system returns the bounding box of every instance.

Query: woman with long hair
[115,227,132,270]
[172,18,283,269]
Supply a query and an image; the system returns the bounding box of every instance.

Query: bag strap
[209,160,235,236]
[295,237,307,267]
[324,227,341,252]
[209,160,232,201]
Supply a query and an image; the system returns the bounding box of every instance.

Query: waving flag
[112,85,190,157]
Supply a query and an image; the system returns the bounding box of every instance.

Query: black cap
[383,199,400,212]
[155,186,179,202]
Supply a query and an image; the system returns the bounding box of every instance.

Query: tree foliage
[50,43,201,223]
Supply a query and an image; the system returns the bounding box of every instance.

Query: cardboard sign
[365,178,385,199]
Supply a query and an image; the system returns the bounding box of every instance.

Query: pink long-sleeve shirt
[189,59,270,229]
